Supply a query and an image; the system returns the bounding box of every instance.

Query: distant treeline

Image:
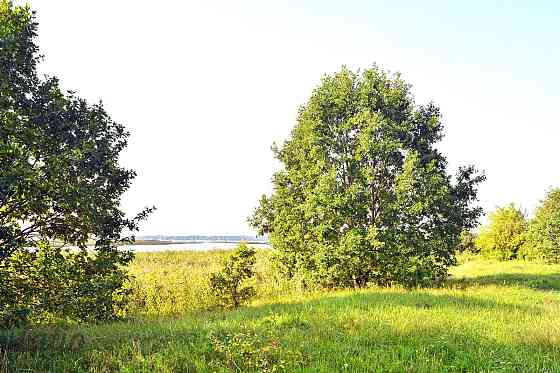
[138,235,269,243]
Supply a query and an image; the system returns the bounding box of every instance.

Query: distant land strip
[134,235,269,245]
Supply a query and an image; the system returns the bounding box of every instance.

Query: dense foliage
[1,243,132,327]
[476,204,526,260]
[209,244,257,308]
[0,1,152,325]
[251,66,484,288]
[520,188,560,262]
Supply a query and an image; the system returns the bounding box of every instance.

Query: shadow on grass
[2,289,559,372]
[211,290,560,368]
[448,272,560,291]
[233,289,544,325]
[0,290,535,352]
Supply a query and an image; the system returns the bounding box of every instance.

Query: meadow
[2,250,560,372]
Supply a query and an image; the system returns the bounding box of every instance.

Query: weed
[208,331,306,372]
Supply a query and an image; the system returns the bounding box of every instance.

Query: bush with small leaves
[0,242,132,328]
[209,244,256,308]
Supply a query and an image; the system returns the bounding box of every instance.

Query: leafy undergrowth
[2,255,560,372]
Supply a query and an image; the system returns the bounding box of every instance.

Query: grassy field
[2,251,560,372]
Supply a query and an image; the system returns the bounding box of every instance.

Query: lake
[121,241,271,252]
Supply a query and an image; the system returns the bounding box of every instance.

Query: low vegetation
[2,251,560,372]
[124,249,301,317]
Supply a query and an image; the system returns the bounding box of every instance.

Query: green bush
[520,188,560,263]
[456,229,479,253]
[476,204,527,260]
[209,244,256,308]
[0,242,132,328]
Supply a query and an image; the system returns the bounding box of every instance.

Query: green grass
[125,250,301,316]
[2,252,560,372]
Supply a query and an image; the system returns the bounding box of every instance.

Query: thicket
[0,244,132,327]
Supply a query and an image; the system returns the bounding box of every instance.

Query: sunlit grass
[2,252,560,372]
[125,249,301,316]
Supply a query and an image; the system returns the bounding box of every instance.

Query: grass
[125,250,301,316]
[2,252,560,372]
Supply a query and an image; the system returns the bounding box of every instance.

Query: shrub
[520,188,560,263]
[0,242,132,328]
[456,229,479,253]
[476,204,526,260]
[209,244,256,308]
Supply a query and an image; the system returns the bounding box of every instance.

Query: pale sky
[23,1,560,235]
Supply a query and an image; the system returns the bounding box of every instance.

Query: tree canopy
[521,188,560,262]
[0,0,152,324]
[250,66,485,287]
[476,204,526,260]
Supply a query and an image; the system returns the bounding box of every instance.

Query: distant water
[121,241,271,252]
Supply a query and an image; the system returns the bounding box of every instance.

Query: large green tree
[520,188,560,263]
[476,204,527,260]
[0,1,152,324]
[250,66,484,287]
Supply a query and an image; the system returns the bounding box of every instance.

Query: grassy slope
[2,255,560,372]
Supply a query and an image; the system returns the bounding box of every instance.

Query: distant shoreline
[132,239,269,246]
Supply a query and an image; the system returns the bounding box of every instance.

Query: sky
[22,1,560,235]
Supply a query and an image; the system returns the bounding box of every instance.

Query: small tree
[476,204,526,260]
[209,244,256,308]
[250,65,484,288]
[520,188,560,263]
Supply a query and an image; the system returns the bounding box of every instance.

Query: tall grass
[2,251,560,372]
[125,249,302,316]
